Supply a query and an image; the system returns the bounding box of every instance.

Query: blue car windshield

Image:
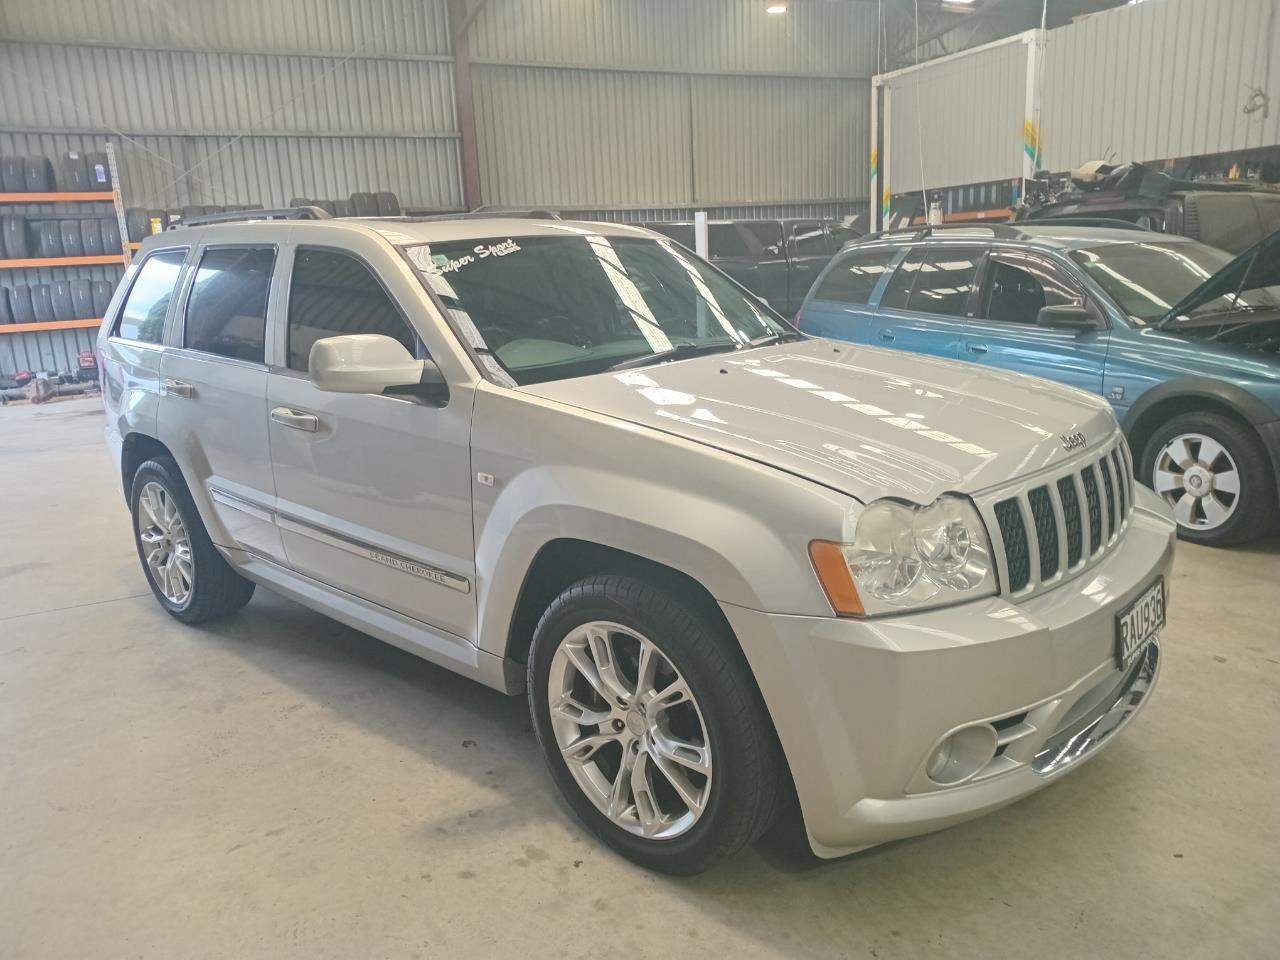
[1071,240,1280,324]
[403,234,790,385]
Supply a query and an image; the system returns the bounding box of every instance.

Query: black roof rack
[1014,215,1148,230]
[171,205,331,229]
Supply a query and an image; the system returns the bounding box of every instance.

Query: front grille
[985,434,1134,597]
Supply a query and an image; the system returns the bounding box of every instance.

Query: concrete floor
[1,396,1277,960]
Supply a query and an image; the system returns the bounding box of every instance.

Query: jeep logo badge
[1060,431,1087,451]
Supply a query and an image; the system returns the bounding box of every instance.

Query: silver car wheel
[547,621,712,840]
[1151,432,1241,531]
[136,481,194,605]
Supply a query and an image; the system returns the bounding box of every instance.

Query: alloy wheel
[1152,432,1241,531]
[136,481,194,605]
[547,621,712,840]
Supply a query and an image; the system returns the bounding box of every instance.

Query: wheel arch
[1121,378,1272,469]
[120,431,175,502]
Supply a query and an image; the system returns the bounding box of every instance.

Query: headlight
[809,495,998,616]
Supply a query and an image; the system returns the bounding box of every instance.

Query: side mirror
[309,334,447,405]
[1036,304,1099,330]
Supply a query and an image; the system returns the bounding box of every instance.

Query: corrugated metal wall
[879,0,1280,198]
[467,0,874,209]
[1040,0,1280,171]
[882,36,1028,196]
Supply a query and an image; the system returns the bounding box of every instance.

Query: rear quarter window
[112,248,187,344]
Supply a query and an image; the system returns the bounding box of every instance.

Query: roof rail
[1017,216,1148,231]
[170,205,331,229]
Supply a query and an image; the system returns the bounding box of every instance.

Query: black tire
[70,279,94,319]
[31,284,53,322]
[60,151,89,191]
[59,219,84,257]
[81,219,103,257]
[527,574,786,875]
[375,191,400,216]
[50,280,74,320]
[37,220,63,258]
[1139,411,1277,547]
[86,152,111,191]
[1,156,24,192]
[10,284,35,323]
[24,156,54,192]
[3,215,30,259]
[0,287,13,324]
[350,191,378,216]
[124,208,148,242]
[130,457,255,623]
[91,279,114,317]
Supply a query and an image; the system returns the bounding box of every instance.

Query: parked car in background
[642,218,860,315]
[1018,161,1280,254]
[100,212,1172,873]
[797,224,1280,547]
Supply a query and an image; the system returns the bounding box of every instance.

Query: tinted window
[1191,193,1263,254]
[1070,241,1238,323]
[982,254,1081,325]
[813,247,899,305]
[791,221,828,257]
[708,224,749,258]
[905,247,982,316]
[184,247,275,362]
[880,248,926,309]
[743,222,784,256]
[645,223,695,248]
[114,249,186,343]
[287,248,416,372]
[407,234,787,386]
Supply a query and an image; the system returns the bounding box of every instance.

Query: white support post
[1021,30,1045,200]
[694,211,708,259]
[870,79,881,232]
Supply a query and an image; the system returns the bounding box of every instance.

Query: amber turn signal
[808,540,865,616]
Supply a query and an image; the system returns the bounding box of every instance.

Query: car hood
[522,339,1117,504]
[1156,227,1280,327]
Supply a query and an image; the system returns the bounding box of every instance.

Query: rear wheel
[130,457,255,622]
[1140,412,1276,547]
[527,575,785,874]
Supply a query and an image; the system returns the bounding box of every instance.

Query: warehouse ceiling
[878,0,1135,70]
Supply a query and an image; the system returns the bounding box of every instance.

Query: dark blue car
[796,224,1280,546]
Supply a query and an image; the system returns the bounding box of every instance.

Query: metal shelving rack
[0,143,130,341]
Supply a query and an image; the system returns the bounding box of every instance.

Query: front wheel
[1139,412,1277,547]
[527,575,785,874]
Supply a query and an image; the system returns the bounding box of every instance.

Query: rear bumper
[722,486,1177,858]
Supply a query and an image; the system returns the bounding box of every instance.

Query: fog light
[926,724,998,785]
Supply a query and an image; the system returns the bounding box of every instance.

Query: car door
[870,244,983,359]
[784,220,832,315]
[795,244,902,342]
[266,242,477,640]
[960,248,1108,396]
[157,239,286,562]
[708,222,788,310]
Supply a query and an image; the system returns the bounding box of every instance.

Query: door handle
[878,329,896,342]
[161,378,193,399]
[270,407,319,432]
[966,342,989,355]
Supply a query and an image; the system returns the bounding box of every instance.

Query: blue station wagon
[796,224,1280,546]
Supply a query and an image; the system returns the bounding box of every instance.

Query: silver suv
[99,212,1176,874]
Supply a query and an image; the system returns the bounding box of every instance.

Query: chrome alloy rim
[136,481,193,605]
[1152,433,1241,531]
[547,621,712,840]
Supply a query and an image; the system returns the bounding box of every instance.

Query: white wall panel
[472,65,692,208]
[882,36,1028,196]
[469,0,876,77]
[693,76,869,203]
[0,0,450,56]
[1040,0,1280,170]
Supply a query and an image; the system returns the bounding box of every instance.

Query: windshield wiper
[607,341,741,371]
[749,330,805,347]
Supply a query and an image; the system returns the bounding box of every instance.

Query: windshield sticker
[421,239,522,277]
[449,309,487,349]
[372,228,420,245]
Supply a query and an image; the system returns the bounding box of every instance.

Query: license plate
[1115,577,1164,669]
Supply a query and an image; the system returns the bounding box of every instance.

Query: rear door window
[791,221,828,256]
[980,252,1083,324]
[184,247,275,362]
[880,248,926,310]
[904,247,984,316]
[113,248,187,344]
[812,247,899,305]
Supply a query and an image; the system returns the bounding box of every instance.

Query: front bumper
[721,486,1177,858]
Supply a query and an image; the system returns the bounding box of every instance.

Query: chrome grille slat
[979,434,1134,600]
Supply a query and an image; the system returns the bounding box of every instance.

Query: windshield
[1070,240,1280,324]
[404,234,792,385]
